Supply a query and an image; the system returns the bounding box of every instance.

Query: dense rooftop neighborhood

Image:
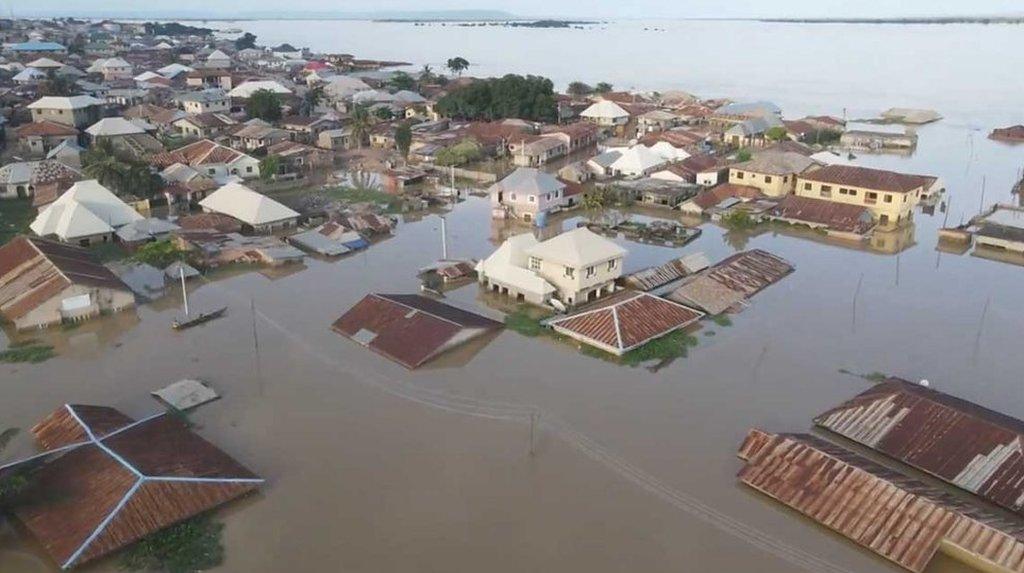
[0,14,1022,573]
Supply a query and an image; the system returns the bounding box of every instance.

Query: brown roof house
[0,236,135,330]
[0,404,262,569]
[15,121,79,158]
[545,291,703,356]
[668,249,794,315]
[768,194,876,239]
[332,294,503,369]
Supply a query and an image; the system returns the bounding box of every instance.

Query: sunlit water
[2,18,1022,573]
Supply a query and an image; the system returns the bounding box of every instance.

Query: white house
[30,180,143,245]
[152,139,261,183]
[580,100,630,128]
[475,233,557,306]
[228,80,293,99]
[606,145,668,178]
[488,167,570,223]
[523,227,627,306]
[199,182,299,233]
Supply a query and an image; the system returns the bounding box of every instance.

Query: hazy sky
[8,0,1024,18]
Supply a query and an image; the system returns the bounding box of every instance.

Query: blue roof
[8,41,66,52]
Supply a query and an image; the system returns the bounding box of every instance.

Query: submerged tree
[395,123,412,159]
[446,56,470,76]
[234,32,258,50]
[348,104,372,150]
[300,85,324,117]
[435,74,557,123]
[246,89,282,122]
[387,71,416,91]
[258,155,281,182]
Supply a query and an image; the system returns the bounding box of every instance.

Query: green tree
[40,71,77,96]
[348,104,372,149]
[246,89,282,121]
[83,141,128,190]
[435,139,482,166]
[567,81,593,97]
[300,85,323,117]
[594,82,613,93]
[120,516,225,573]
[234,32,257,50]
[765,126,788,141]
[435,74,557,123]
[259,155,281,181]
[388,71,416,91]
[131,240,186,267]
[418,64,435,86]
[395,123,412,159]
[374,107,394,121]
[446,56,470,76]
[735,149,753,162]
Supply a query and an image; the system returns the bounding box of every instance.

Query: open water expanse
[3,17,1024,573]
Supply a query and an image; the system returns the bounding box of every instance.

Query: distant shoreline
[757,16,1024,25]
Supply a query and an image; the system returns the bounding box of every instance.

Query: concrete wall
[729,168,793,197]
[533,255,622,305]
[795,177,921,224]
[14,284,135,331]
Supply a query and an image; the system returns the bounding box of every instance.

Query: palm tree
[348,104,372,150]
[301,85,324,117]
[446,56,470,76]
[420,64,434,84]
[83,143,127,190]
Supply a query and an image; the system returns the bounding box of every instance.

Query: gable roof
[332,294,502,369]
[769,195,875,235]
[17,120,79,137]
[28,95,104,110]
[580,99,630,120]
[85,117,146,137]
[815,378,1024,517]
[799,164,932,193]
[547,291,703,355]
[525,227,627,267]
[199,182,299,226]
[733,151,816,176]
[1,404,261,569]
[0,236,129,320]
[151,139,252,168]
[488,167,565,196]
[30,180,143,240]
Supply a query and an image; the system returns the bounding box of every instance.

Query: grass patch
[119,515,224,573]
[88,242,129,263]
[0,343,55,364]
[130,240,186,268]
[710,314,733,327]
[504,309,547,337]
[620,331,699,366]
[324,186,403,213]
[0,199,35,244]
[838,368,890,382]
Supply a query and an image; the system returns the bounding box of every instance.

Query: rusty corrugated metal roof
[737,430,1024,573]
[815,378,1024,517]
[332,294,502,369]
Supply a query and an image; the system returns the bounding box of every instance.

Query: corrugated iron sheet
[815,379,1024,516]
[624,258,689,291]
[707,249,794,296]
[737,430,1024,573]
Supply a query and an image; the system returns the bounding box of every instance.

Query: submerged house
[0,236,134,330]
[815,378,1024,518]
[545,291,703,356]
[30,180,144,246]
[668,249,793,314]
[767,195,876,239]
[488,167,570,223]
[198,182,300,233]
[795,164,935,226]
[332,294,503,369]
[476,233,557,306]
[737,429,1024,573]
[0,404,262,569]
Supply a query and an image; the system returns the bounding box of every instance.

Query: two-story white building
[489,168,569,223]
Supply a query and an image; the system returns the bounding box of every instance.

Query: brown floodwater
[2,118,1022,572]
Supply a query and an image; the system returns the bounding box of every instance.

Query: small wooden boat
[170,267,226,330]
[173,307,227,330]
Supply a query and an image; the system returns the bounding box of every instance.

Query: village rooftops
[85,117,147,137]
[737,429,1024,573]
[27,95,105,110]
[815,377,1024,517]
[228,80,292,98]
[733,151,817,176]
[488,167,565,196]
[0,404,262,569]
[769,195,875,236]
[199,182,299,227]
[30,180,143,240]
[151,139,251,168]
[332,294,503,369]
[16,121,79,137]
[546,291,704,356]
[580,99,630,120]
[799,164,933,193]
[525,227,627,268]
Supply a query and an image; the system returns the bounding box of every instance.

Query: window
[510,194,516,200]
[783,176,788,183]
[246,166,253,173]
[208,168,215,175]
[735,171,744,179]
[564,267,575,279]
[607,259,616,271]
[884,194,893,203]
[821,185,832,193]
[528,195,535,203]
[529,257,541,271]
[804,182,812,191]
[764,176,772,183]
[865,192,878,204]
[586,266,596,278]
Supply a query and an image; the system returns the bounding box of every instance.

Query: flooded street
[3,20,1024,573]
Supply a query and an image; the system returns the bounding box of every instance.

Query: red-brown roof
[991,125,1024,141]
[3,405,262,569]
[769,194,874,235]
[815,378,1024,517]
[16,120,78,137]
[332,294,502,369]
[176,212,242,232]
[547,291,703,354]
[0,236,129,321]
[151,139,246,168]
[799,165,931,193]
[689,183,762,210]
[706,249,794,296]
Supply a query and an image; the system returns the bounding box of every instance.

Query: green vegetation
[809,129,842,145]
[838,368,890,382]
[324,186,402,212]
[620,331,699,366]
[234,32,258,50]
[119,515,225,573]
[246,89,283,122]
[435,139,483,166]
[387,71,417,91]
[300,85,323,117]
[445,56,470,76]
[720,210,757,231]
[710,314,733,327]
[566,81,593,97]
[348,104,372,150]
[374,107,395,121]
[131,240,186,268]
[735,149,752,162]
[594,82,613,93]
[143,22,213,36]
[435,74,558,122]
[765,126,789,141]
[0,428,29,510]
[83,141,165,199]
[395,123,412,159]
[504,310,546,337]
[39,71,78,96]
[0,340,56,364]
[88,242,128,263]
[0,199,35,243]
[258,155,281,182]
